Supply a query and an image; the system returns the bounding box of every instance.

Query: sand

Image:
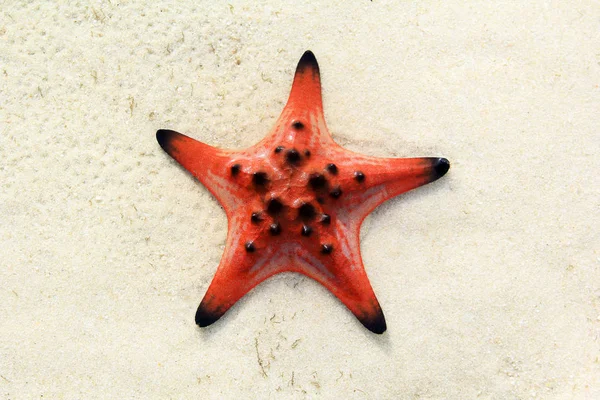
[1,1,599,398]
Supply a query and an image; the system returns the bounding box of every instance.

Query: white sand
[1,1,599,398]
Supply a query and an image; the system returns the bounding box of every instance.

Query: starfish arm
[292,228,387,334]
[284,50,323,118]
[194,214,280,327]
[255,51,337,151]
[334,154,450,222]
[156,129,241,211]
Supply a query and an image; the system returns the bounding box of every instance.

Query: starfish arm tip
[432,157,450,180]
[283,50,324,118]
[156,129,171,149]
[297,50,318,71]
[195,304,221,328]
[156,129,182,154]
[361,310,387,334]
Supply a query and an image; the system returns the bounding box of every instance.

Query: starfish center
[227,135,355,253]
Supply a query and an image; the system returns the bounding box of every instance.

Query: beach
[1,1,599,398]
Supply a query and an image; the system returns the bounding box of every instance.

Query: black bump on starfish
[245,242,256,253]
[298,202,316,220]
[292,120,304,129]
[354,171,365,182]
[329,186,342,199]
[230,164,241,176]
[251,212,262,223]
[266,198,284,215]
[326,163,338,175]
[301,225,313,236]
[309,173,327,189]
[321,244,333,254]
[269,223,282,236]
[304,149,311,157]
[320,214,331,225]
[285,149,301,164]
[274,146,284,153]
[252,172,269,186]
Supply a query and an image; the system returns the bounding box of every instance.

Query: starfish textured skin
[157,51,449,334]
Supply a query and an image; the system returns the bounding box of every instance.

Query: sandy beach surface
[1,1,599,398]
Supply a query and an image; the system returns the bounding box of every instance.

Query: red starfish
[157,51,449,334]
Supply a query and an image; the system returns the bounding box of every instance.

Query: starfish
[156,51,449,334]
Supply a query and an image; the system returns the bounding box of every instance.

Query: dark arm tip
[299,50,316,64]
[362,311,387,334]
[156,129,186,155]
[296,50,319,75]
[195,305,221,327]
[433,157,450,179]
[156,129,174,150]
